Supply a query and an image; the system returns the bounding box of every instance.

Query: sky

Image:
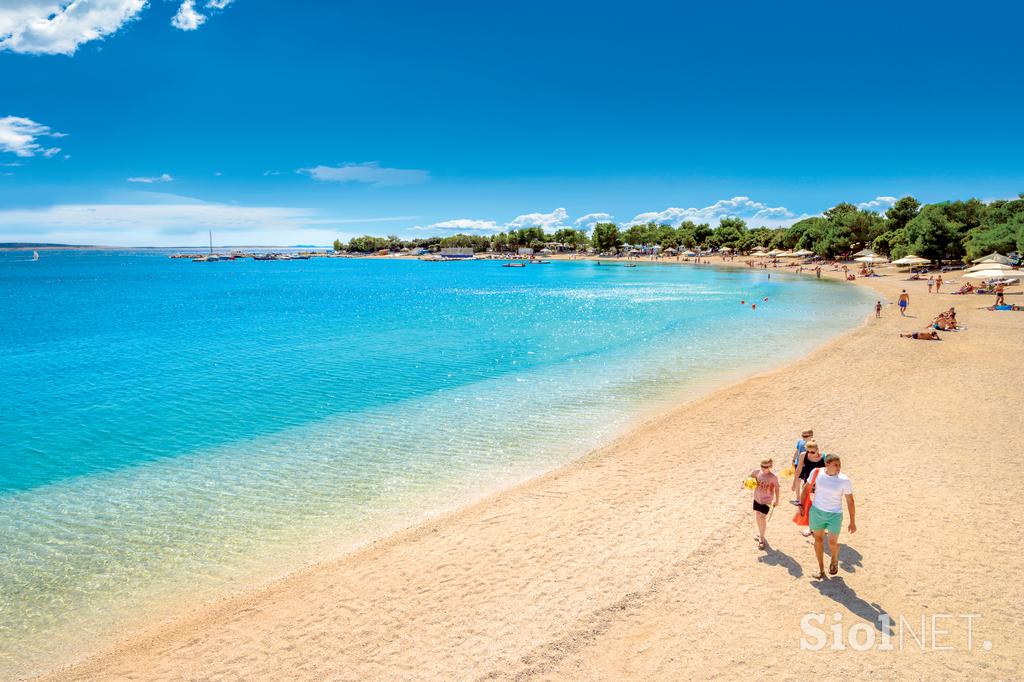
[1,0,1022,247]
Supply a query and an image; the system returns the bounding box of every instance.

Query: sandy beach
[42,264,1023,681]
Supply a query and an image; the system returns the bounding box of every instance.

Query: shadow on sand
[825,543,863,573]
[810,577,893,635]
[757,545,803,578]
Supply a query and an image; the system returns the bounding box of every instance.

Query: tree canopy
[333,193,1024,261]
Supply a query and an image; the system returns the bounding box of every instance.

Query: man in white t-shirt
[800,453,856,579]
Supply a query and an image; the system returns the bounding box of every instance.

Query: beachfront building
[518,247,535,256]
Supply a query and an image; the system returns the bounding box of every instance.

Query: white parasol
[971,252,1012,265]
[963,269,1017,280]
[965,262,1014,273]
[891,255,931,266]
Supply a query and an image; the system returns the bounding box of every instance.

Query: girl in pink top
[750,458,780,550]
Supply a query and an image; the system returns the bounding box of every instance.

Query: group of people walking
[746,428,857,579]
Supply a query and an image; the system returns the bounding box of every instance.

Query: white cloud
[126,173,173,183]
[0,116,64,157]
[857,196,897,211]
[171,0,205,30]
[574,212,613,230]
[298,162,430,187]
[627,196,800,228]
[0,0,147,55]
[205,0,232,8]
[0,198,412,246]
[413,218,501,232]
[506,207,569,230]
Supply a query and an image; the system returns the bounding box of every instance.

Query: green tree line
[334,194,1024,262]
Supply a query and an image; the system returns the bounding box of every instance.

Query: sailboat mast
[209,230,213,255]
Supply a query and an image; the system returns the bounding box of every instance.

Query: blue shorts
[899,301,908,308]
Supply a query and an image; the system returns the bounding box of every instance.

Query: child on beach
[749,458,780,550]
[790,429,812,504]
[874,301,882,318]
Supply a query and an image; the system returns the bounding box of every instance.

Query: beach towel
[792,469,820,526]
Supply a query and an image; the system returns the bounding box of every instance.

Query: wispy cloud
[627,196,802,228]
[0,116,65,158]
[574,212,613,230]
[413,218,501,232]
[0,0,147,55]
[171,0,205,30]
[126,173,173,183]
[857,196,897,210]
[506,207,569,230]
[413,208,571,234]
[297,162,430,187]
[0,0,234,54]
[0,198,411,246]
[417,198,813,236]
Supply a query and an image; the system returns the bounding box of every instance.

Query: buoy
[741,300,745,305]
[752,304,757,310]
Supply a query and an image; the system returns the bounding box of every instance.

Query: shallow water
[0,252,873,674]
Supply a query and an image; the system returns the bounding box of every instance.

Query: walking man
[801,454,856,579]
[898,290,910,316]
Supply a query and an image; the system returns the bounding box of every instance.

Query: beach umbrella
[767,249,784,256]
[719,247,732,252]
[682,250,697,257]
[852,248,876,258]
[854,255,889,264]
[792,249,814,257]
[965,262,1014,273]
[963,269,1016,280]
[972,252,1012,265]
[891,255,931,266]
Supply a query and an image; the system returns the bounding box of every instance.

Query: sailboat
[32,250,39,261]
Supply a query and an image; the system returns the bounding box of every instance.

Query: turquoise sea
[0,251,873,674]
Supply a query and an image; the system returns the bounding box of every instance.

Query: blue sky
[1,0,1022,246]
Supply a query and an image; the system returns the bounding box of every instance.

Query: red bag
[792,469,820,526]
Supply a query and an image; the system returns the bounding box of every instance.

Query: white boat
[32,250,39,261]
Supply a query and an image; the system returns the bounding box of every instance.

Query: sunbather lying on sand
[986,304,1023,311]
[932,308,959,330]
[954,283,974,295]
[901,330,941,340]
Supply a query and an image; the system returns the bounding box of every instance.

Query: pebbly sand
[41,264,1024,680]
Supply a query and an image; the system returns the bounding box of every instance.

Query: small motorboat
[623,263,638,268]
[502,262,526,268]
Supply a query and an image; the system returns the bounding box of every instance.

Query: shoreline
[39,262,1024,680]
